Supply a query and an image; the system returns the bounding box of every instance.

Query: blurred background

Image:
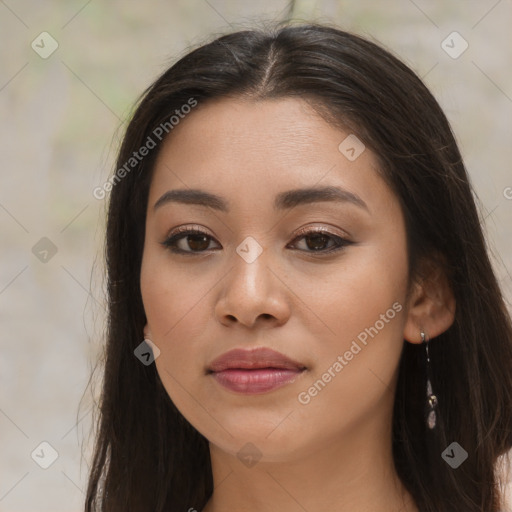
[0,1,511,510]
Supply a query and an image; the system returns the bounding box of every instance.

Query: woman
[85,23,512,511]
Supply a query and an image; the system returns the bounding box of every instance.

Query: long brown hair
[84,23,512,511]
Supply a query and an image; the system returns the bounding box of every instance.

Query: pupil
[188,234,209,251]
[307,233,328,251]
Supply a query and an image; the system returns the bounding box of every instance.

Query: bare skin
[140,97,455,512]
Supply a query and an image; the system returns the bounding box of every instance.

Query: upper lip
[207,347,307,373]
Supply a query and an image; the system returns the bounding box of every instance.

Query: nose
[214,247,291,329]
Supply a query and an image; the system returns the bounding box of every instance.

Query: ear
[143,323,152,340]
[403,257,456,344]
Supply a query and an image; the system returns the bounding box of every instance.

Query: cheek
[140,257,211,410]
[296,241,409,423]
[140,249,213,342]
[140,245,234,408]
[297,239,408,351]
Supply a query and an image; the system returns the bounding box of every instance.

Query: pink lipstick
[207,347,307,394]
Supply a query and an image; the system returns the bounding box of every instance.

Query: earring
[422,331,438,430]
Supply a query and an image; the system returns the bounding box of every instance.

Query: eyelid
[167,224,212,237]
[292,224,349,239]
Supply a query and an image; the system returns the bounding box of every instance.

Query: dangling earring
[422,331,438,430]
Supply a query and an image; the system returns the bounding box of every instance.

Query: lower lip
[210,368,305,394]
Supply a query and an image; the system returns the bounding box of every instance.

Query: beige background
[0,1,511,510]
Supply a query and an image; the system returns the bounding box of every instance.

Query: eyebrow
[153,185,368,213]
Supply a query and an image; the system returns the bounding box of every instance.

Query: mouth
[207,347,307,394]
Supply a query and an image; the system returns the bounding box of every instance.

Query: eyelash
[161,225,352,256]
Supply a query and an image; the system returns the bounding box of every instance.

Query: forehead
[148,97,391,214]
[156,98,335,171]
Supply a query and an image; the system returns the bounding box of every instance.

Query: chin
[203,416,310,462]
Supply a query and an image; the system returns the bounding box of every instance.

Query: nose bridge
[229,237,271,300]
[215,236,289,327]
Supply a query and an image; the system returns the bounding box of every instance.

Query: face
[140,97,411,462]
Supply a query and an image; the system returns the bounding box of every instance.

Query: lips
[208,347,307,373]
[207,347,307,394]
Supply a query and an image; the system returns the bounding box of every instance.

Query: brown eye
[303,233,331,251]
[185,233,211,252]
[162,229,220,254]
[288,229,351,255]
